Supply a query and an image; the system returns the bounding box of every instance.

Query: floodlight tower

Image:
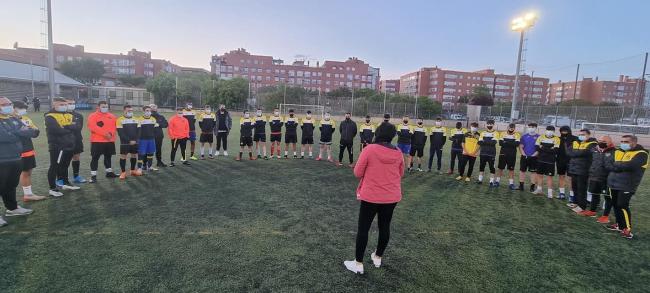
[510,12,537,121]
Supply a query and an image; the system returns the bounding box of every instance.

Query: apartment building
[547,75,646,105]
[380,79,400,93]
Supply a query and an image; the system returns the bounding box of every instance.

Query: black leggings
[155,135,164,163]
[355,200,397,262]
[458,155,476,177]
[216,131,228,151]
[48,150,72,189]
[170,138,187,162]
[339,141,353,163]
[0,160,21,210]
[90,153,112,172]
[450,149,462,171]
[428,147,443,171]
[479,155,496,174]
[571,175,589,210]
[611,189,634,230]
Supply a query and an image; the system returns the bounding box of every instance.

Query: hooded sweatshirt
[354,143,404,204]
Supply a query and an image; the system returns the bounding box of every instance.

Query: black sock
[130,157,137,170]
[239,152,243,158]
[519,182,524,188]
[72,160,80,176]
[191,151,194,157]
[248,152,252,159]
[120,159,126,172]
[418,163,421,168]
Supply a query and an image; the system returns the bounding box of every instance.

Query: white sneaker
[224,151,229,156]
[371,252,382,268]
[0,217,7,227]
[215,151,220,156]
[49,189,64,197]
[547,194,553,199]
[572,206,584,214]
[62,184,80,191]
[5,206,33,217]
[343,260,364,274]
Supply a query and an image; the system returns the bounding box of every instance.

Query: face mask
[470,127,477,132]
[345,117,350,120]
[125,112,133,118]
[144,111,151,117]
[177,112,183,116]
[187,105,193,109]
[256,111,262,116]
[0,105,14,115]
[244,113,250,118]
[598,142,608,149]
[290,114,295,118]
[487,125,493,130]
[324,115,331,120]
[67,104,76,111]
[55,105,67,112]
[545,130,554,137]
[100,107,109,113]
[435,121,441,126]
[508,129,515,133]
[620,143,631,151]
[560,132,568,137]
[274,111,279,116]
[366,119,370,123]
[527,128,536,134]
[578,135,586,142]
[417,122,423,125]
[403,120,409,124]
[220,107,225,111]
[306,114,312,118]
[205,109,212,114]
[16,109,27,116]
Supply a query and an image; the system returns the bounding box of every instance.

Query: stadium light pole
[510,12,537,121]
[46,0,56,102]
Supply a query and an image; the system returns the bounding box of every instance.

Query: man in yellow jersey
[408,118,427,172]
[317,112,336,162]
[116,105,141,179]
[359,115,375,152]
[496,123,520,190]
[396,116,414,167]
[198,105,216,159]
[13,101,46,201]
[236,110,255,161]
[533,126,560,198]
[136,106,159,173]
[457,122,480,182]
[300,111,316,159]
[254,108,268,160]
[448,122,466,175]
[427,117,446,173]
[477,119,500,186]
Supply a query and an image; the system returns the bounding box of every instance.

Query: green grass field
[1,111,649,292]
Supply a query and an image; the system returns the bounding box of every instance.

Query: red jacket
[168,114,189,139]
[353,143,404,204]
[87,110,117,143]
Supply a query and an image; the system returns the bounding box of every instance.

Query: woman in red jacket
[344,122,404,274]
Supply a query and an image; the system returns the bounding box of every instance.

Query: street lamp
[510,12,537,121]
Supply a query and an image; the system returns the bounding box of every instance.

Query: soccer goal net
[278,104,326,118]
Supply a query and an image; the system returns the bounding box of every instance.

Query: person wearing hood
[215,104,232,157]
[566,129,597,212]
[604,135,648,239]
[557,125,577,201]
[587,136,615,221]
[338,112,358,166]
[344,121,404,275]
[149,104,168,167]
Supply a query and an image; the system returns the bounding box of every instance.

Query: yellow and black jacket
[359,123,375,144]
[449,127,467,151]
[499,131,520,156]
[605,145,648,192]
[396,124,413,145]
[411,124,427,147]
[198,112,216,133]
[429,126,447,149]
[44,111,76,151]
[300,117,315,138]
[462,131,480,157]
[138,115,159,140]
[567,138,597,176]
[535,135,561,164]
[18,115,39,155]
[319,119,336,142]
[285,115,299,136]
[240,117,254,138]
[254,115,267,136]
[478,130,500,157]
[116,115,140,144]
[269,115,283,134]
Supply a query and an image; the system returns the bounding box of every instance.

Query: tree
[598,101,619,106]
[468,86,494,106]
[145,72,176,107]
[117,75,147,87]
[416,96,442,116]
[327,87,352,98]
[204,77,249,109]
[59,58,105,84]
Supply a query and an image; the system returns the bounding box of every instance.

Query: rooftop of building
[0,59,83,86]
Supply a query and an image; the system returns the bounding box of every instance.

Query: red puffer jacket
[353,143,404,204]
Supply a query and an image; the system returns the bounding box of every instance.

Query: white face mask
[205,109,211,114]
[144,111,151,117]
[470,127,477,132]
[67,104,76,111]
[324,114,331,120]
[306,114,312,118]
[527,127,536,134]
[435,121,441,126]
[256,111,262,116]
[55,105,67,112]
[100,107,109,113]
[244,113,250,118]
[125,111,133,118]
[16,109,27,116]
[0,105,13,115]
[545,130,554,137]
[187,105,193,109]
[274,111,279,116]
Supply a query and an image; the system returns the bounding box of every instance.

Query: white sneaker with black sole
[5,206,33,217]
[49,189,64,197]
[61,184,80,191]
[343,260,364,274]
[371,252,382,268]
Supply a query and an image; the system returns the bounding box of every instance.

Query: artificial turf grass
[0,111,649,292]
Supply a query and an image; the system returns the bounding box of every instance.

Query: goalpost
[278,104,326,118]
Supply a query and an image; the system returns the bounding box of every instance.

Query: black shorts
[270,134,282,142]
[240,136,253,147]
[588,180,607,195]
[91,142,116,157]
[74,139,84,154]
[536,161,555,176]
[119,144,139,155]
[409,145,424,157]
[556,158,569,175]
[285,133,298,144]
[498,153,517,170]
[519,156,537,172]
[199,133,214,143]
[254,133,266,142]
[301,136,314,145]
[21,155,36,171]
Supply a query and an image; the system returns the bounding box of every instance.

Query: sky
[1,0,648,81]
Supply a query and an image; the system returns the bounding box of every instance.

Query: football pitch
[1,111,649,292]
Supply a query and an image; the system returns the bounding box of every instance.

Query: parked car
[450,114,467,120]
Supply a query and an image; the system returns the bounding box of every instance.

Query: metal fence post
[554,106,559,127]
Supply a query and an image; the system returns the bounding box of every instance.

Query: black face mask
[403,120,409,124]
[417,122,423,125]
[560,133,568,137]
[598,142,608,149]
[508,129,515,133]
[290,114,294,117]
[365,119,370,123]
[487,125,493,130]
[345,117,350,120]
